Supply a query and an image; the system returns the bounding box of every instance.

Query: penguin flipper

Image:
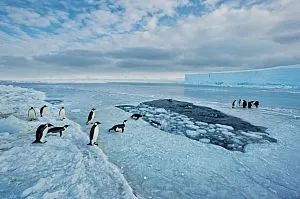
[60,132,62,137]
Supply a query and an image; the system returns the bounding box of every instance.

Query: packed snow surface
[0,85,136,199]
[1,83,300,199]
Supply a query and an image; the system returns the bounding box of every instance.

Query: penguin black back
[248,101,253,109]
[242,100,247,108]
[109,120,127,133]
[254,101,259,108]
[34,124,47,142]
[232,100,236,108]
[131,113,143,120]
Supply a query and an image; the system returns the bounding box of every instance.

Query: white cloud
[0,0,300,80]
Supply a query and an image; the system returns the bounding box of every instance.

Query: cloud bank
[0,0,299,80]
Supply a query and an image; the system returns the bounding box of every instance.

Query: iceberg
[184,65,300,88]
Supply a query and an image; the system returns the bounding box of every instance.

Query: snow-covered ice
[0,85,136,198]
[1,82,300,199]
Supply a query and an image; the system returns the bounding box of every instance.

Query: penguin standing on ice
[238,99,243,107]
[109,120,127,133]
[59,107,66,120]
[131,113,143,120]
[248,101,254,109]
[28,107,36,121]
[88,121,101,146]
[232,100,237,108]
[253,101,260,108]
[40,105,48,117]
[32,123,53,144]
[48,125,70,137]
[86,108,96,125]
[242,100,247,108]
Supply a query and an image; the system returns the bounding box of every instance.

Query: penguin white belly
[233,101,237,108]
[115,127,122,132]
[92,125,99,143]
[59,109,66,119]
[28,110,36,120]
[41,127,48,142]
[42,107,48,117]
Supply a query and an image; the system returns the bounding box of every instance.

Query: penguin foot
[94,143,98,146]
[87,143,92,146]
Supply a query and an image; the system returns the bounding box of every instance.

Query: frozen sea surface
[1,82,300,199]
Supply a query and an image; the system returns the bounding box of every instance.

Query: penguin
[167,99,173,102]
[238,99,243,107]
[86,108,96,125]
[28,107,36,121]
[232,100,237,108]
[109,120,127,133]
[32,123,53,144]
[254,101,259,108]
[88,121,101,146]
[242,100,247,108]
[48,125,70,137]
[59,107,66,120]
[131,113,143,120]
[40,105,48,117]
[150,120,161,126]
[248,101,254,109]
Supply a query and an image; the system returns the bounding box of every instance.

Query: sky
[0,0,299,81]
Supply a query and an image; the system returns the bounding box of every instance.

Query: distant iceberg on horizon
[184,65,300,88]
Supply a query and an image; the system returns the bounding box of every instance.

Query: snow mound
[0,85,136,199]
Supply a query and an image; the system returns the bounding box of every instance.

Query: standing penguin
[86,108,96,125]
[232,100,237,108]
[28,107,36,121]
[88,121,101,146]
[238,99,243,107]
[242,100,247,108]
[59,107,66,120]
[32,123,53,144]
[248,101,254,109]
[40,105,48,117]
[109,120,127,133]
[254,101,260,108]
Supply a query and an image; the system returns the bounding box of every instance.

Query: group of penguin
[232,99,260,109]
[29,105,144,146]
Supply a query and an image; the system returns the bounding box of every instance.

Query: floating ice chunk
[215,124,234,130]
[199,138,210,143]
[196,121,208,126]
[155,108,168,113]
[145,113,153,117]
[197,129,207,134]
[221,131,235,136]
[208,124,215,128]
[207,129,215,133]
[186,130,200,139]
[186,124,199,130]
